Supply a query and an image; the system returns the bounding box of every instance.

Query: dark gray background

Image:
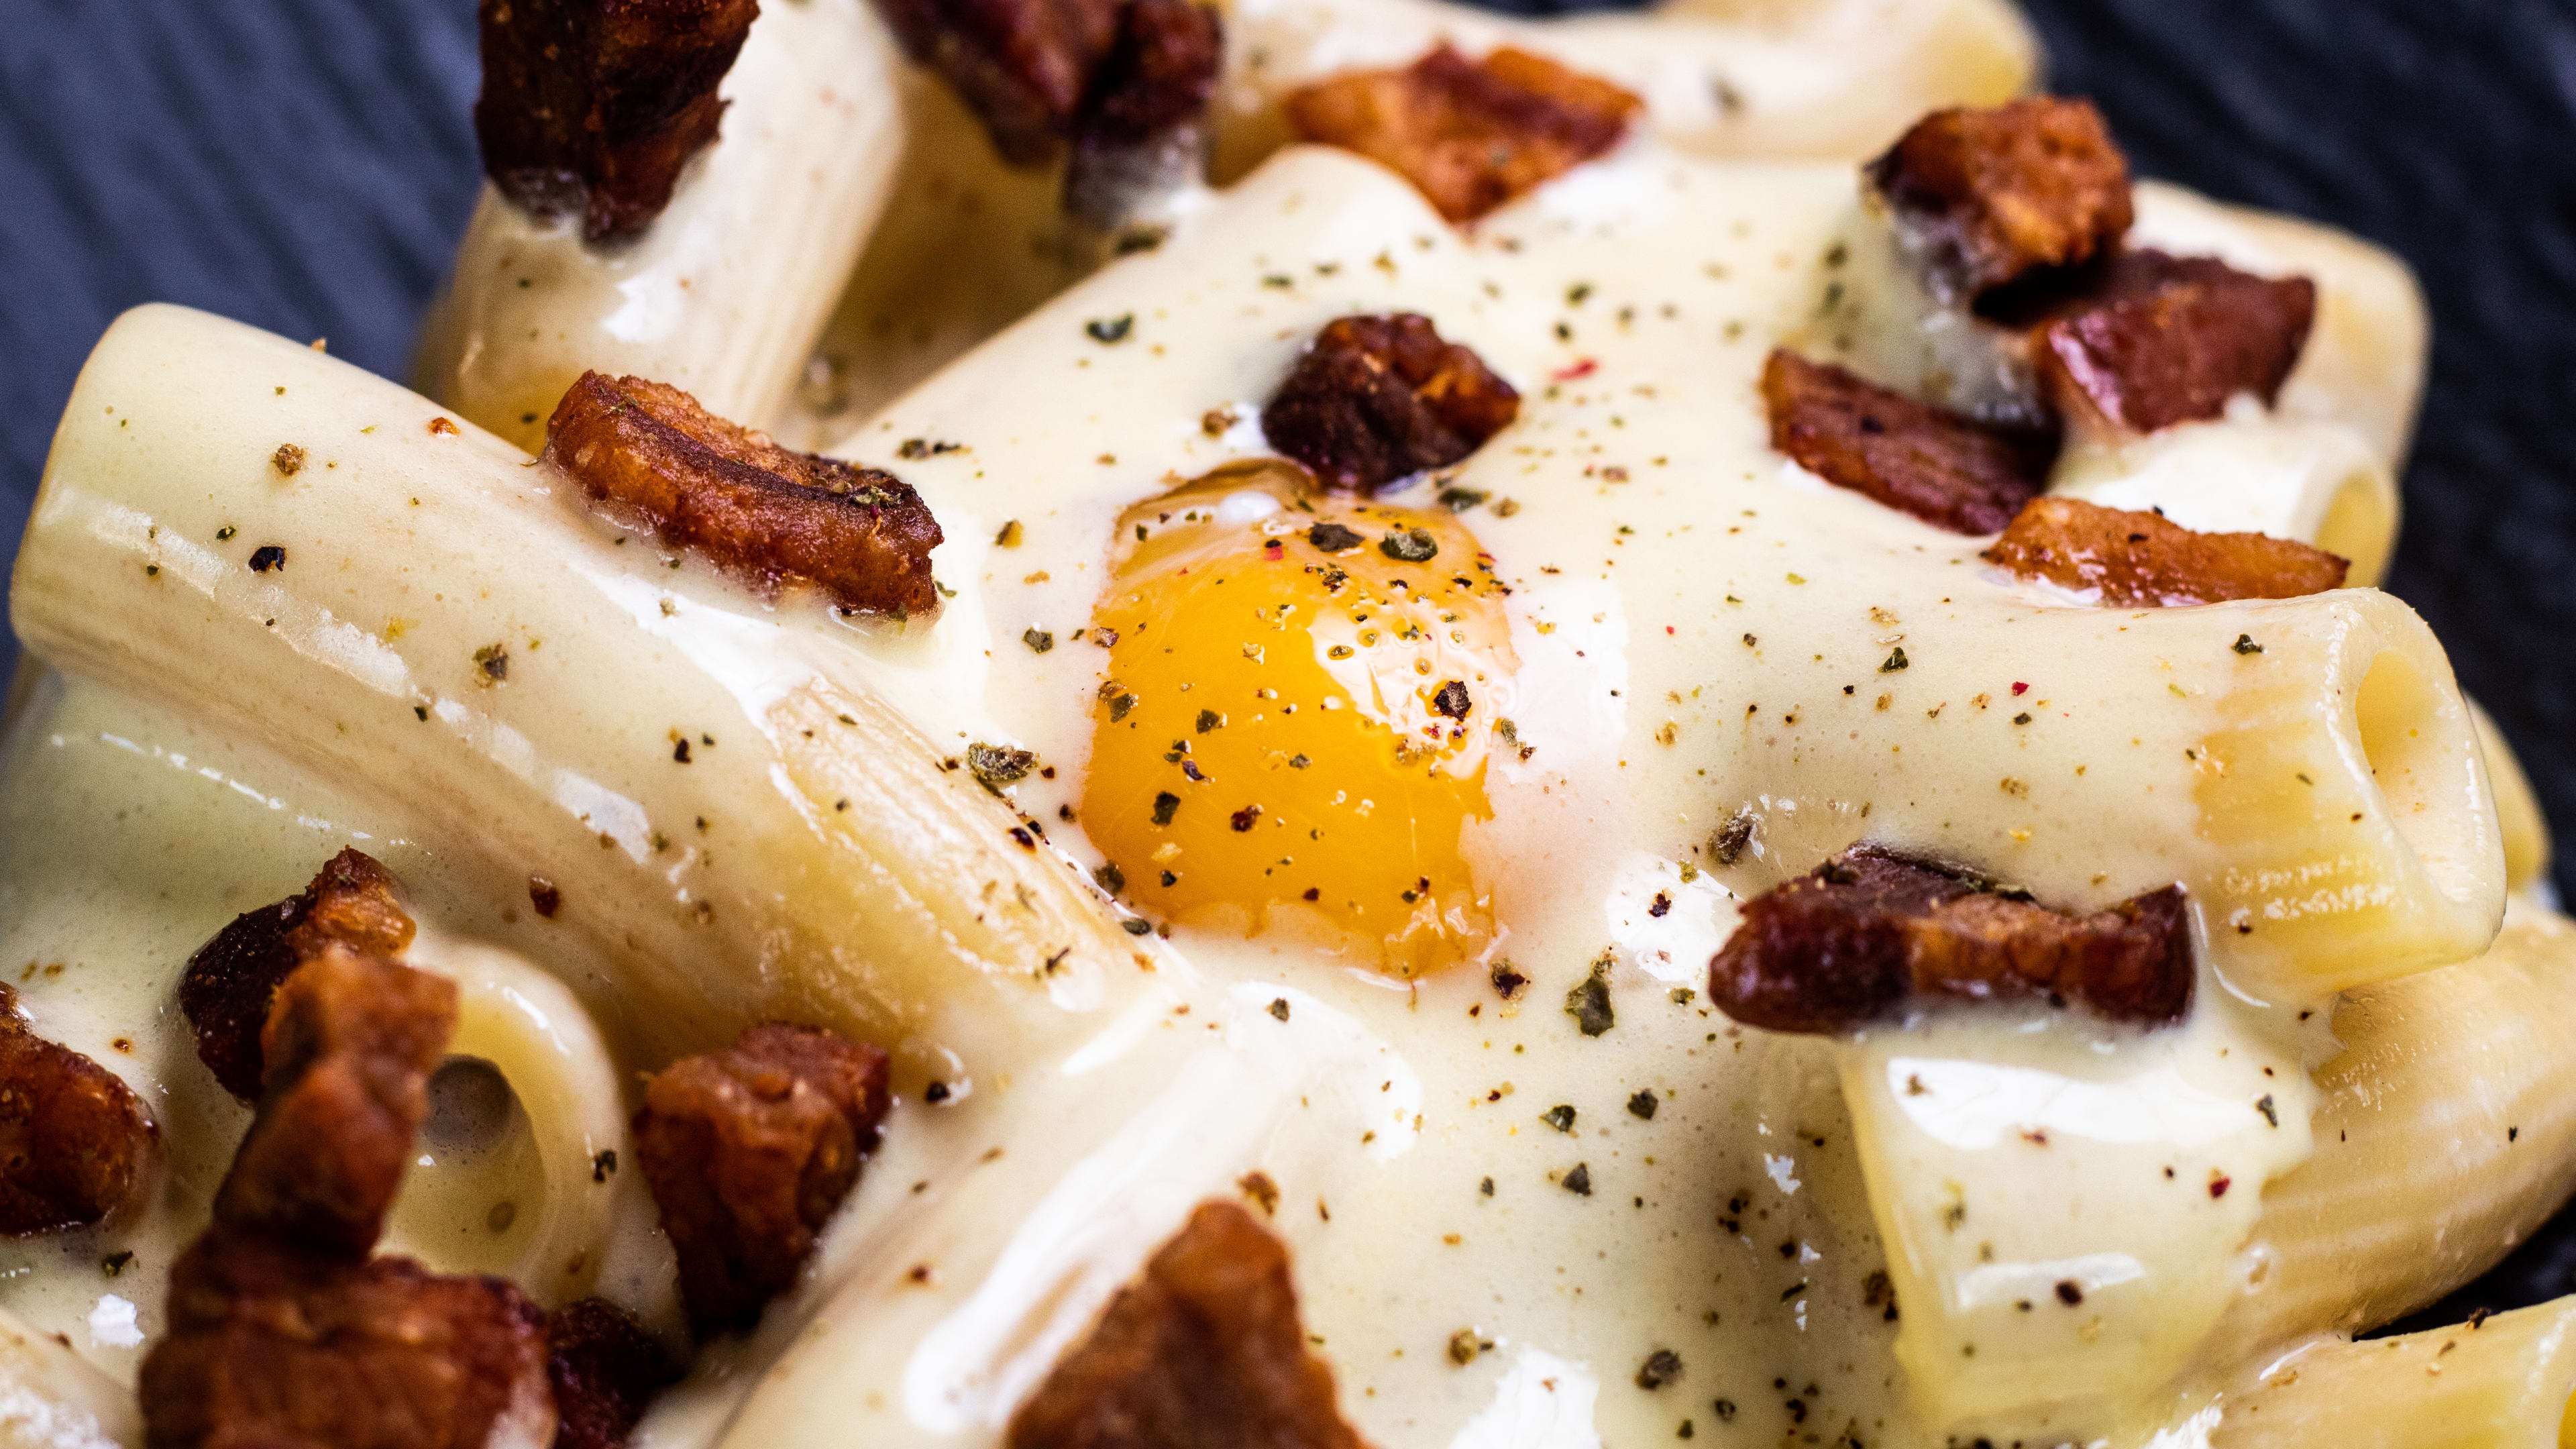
[5,0,2574,1321]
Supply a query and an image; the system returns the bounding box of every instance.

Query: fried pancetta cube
[548,1297,676,1449]
[1262,314,1520,494]
[1709,847,2194,1034]
[1864,97,2134,307]
[1006,1200,1369,1449]
[543,372,945,618]
[1762,350,2056,535]
[0,985,156,1236]
[214,947,460,1258]
[1283,45,1641,223]
[180,847,415,1103]
[2035,250,2319,434]
[144,1228,554,1449]
[148,877,580,1449]
[1982,496,2349,606]
[633,1022,892,1334]
[871,0,1126,165]
[1063,0,1224,231]
[475,0,761,244]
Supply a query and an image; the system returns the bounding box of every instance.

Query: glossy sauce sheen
[0,139,2450,1449]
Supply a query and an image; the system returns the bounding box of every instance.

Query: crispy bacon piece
[634,1022,892,1334]
[1283,45,1642,223]
[1983,496,2349,606]
[180,847,415,1104]
[1762,350,2055,535]
[214,947,460,1258]
[1261,315,1520,494]
[544,372,945,618]
[872,0,1124,164]
[1709,847,2193,1034]
[549,1297,675,1449]
[144,1228,554,1449]
[474,0,760,244]
[1063,0,1224,231]
[2035,250,2319,434]
[1865,97,2134,307]
[146,918,557,1449]
[0,985,156,1236]
[1006,1200,1369,1449]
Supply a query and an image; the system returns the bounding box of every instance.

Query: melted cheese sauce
[0,140,2483,1449]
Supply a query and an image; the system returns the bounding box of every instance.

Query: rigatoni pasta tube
[12,305,1144,1073]
[2211,1297,2576,1449]
[2132,181,2431,472]
[2220,899,2576,1350]
[2043,183,2430,590]
[414,0,906,453]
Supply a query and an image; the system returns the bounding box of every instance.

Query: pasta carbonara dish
[1,1,2562,1446]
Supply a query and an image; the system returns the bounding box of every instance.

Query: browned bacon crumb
[634,1022,892,1334]
[1761,350,2055,535]
[0,986,156,1236]
[871,0,1125,164]
[1063,0,1224,231]
[474,0,761,244]
[180,847,415,1103]
[147,888,582,1449]
[1982,496,2349,606]
[1006,1200,1368,1449]
[1709,847,2193,1034]
[549,1297,676,1449]
[1864,97,2134,307]
[214,947,460,1258]
[1262,314,1520,494]
[144,1229,553,1449]
[1283,44,1641,223]
[2035,250,2319,434]
[544,372,945,618]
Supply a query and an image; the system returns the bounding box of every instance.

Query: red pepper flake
[1552,358,1598,382]
[2208,1175,2231,1199]
[2011,682,2029,696]
[427,416,460,436]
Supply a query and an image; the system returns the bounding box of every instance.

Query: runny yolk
[1081,461,1517,977]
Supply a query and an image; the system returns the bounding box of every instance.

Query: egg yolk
[1081,461,1517,977]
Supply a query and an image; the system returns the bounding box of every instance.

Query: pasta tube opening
[380,934,638,1311]
[2195,590,2504,998]
[2353,650,2491,915]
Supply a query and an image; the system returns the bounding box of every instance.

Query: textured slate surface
[6,0,2576,1320]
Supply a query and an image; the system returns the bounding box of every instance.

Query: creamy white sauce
[0,121,2489,1449]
